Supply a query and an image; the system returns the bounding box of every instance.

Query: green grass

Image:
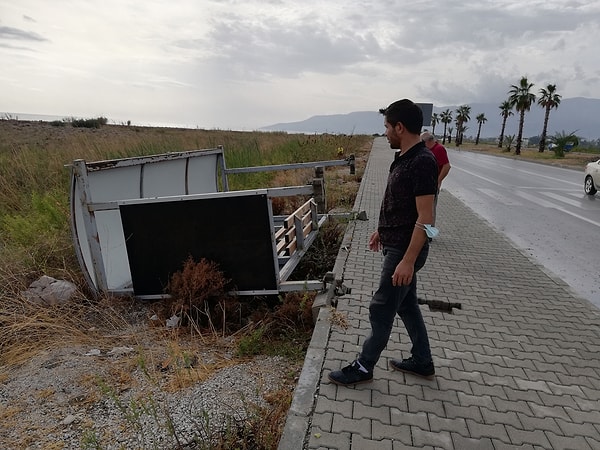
[0,120,370,293]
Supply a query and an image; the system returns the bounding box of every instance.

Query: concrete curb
[278,306,331,449]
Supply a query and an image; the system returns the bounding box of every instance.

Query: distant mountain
[259,97,600,140]
[260,111,384,136]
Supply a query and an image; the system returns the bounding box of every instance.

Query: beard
[387,138,400,150]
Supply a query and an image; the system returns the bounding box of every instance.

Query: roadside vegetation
[429,77,600,160]
[0,118,371,448]
[451,139,599,169]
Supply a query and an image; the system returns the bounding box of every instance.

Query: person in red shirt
[421,131,451,226]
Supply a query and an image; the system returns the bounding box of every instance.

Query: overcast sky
[1,0,599,130]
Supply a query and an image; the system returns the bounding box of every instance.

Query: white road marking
[541,191,590,208]
[478,188,523,206]
[454,167,503,186]
[517,190,600,228]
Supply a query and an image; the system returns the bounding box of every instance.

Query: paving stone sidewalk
[280,136,600,450]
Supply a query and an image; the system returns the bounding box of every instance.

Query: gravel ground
[0,329,299,449]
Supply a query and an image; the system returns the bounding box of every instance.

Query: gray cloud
[193,16,384,80]
[0,25,47,42]
[180,0,600,87]
[2,0,599,129]
[388,1,599,53]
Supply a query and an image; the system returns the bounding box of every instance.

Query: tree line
[429,77,564,155]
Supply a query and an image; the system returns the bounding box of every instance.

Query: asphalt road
[442,149,600,309]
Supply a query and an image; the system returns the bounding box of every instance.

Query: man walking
[328,99,438,386]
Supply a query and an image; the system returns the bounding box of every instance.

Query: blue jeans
[358,246,432,371]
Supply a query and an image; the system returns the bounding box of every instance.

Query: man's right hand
[369,231,381,252]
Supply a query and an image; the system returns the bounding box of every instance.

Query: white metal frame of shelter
[69,146,350,299]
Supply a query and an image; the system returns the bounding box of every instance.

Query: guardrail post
[348,154,355,175]
[312,166,326,213]
[217,145,229,191]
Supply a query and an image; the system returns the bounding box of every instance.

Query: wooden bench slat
[302,223,312,237]
[274,226,286,240]
[276,239,287,253]
[286,239,297,255]
[285,228,295,242]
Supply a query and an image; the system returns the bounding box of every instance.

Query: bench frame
[69,146,352,298]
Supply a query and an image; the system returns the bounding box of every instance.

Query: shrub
[236,326,266,356]
[289,217,345,281]
[550,130,580,158]
[166,256,232,332]
[71,117,108,128]
[503,134,515,152]
[236,291,315,359]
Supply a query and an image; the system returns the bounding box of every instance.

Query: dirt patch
[0,302,301,449]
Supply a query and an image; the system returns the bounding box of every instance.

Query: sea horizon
[0,111,211,130]
[0,111,316,134]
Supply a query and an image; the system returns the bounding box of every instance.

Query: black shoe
[390,357,435,379]
[328,360,373,386]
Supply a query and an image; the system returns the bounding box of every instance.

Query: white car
[584,159,600,195]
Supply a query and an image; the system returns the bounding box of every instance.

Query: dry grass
[0,293,130,367]
[327,306,350,330]
[0,119,370,358]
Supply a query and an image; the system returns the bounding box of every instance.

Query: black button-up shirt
[378,142,438,250]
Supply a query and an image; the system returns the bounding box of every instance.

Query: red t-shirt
[429,142,449,175]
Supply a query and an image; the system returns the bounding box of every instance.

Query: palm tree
[508,76,536,155]
[454,105,471,146]
[440,109,452,144]
[447,127,453,144]
[431,113,439,136]
[454,118,460,145]
[457,124,468,146]
[498,100,513,148]
[475,113,487,145]
[537,84,562,152]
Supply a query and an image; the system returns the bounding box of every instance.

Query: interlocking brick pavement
[279,137,600,450]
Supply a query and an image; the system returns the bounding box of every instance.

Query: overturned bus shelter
[69,146,355,299]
